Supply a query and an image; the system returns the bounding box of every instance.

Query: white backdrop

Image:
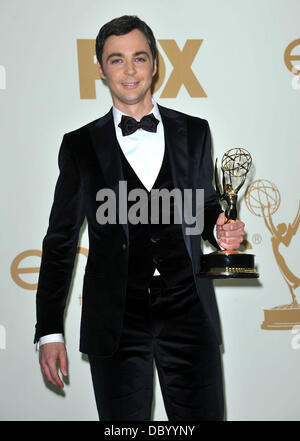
[1,0,299,420]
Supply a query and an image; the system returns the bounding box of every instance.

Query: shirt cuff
[37,333,64,351]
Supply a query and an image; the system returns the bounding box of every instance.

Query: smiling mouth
[122,82,139,89]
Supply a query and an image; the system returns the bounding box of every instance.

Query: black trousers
[88,275,224,421]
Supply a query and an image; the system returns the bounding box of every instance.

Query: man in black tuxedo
[35,15,245,420]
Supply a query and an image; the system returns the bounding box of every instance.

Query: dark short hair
[95,15,157,67]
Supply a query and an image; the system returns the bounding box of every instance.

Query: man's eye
[135,57,146,62]
[111,59,122,64]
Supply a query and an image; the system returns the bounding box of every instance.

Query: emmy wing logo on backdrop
[245,180,300,330]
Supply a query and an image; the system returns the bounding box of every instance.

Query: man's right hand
[39,342,68,388]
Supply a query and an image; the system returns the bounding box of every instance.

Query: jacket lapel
[158,105,189,191]
[158,105,194,262]
[88,109,129,243]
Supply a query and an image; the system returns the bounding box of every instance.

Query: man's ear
[97,61,106,80]
[152,57,158,77]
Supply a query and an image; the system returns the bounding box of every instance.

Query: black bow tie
[118,113,159,136]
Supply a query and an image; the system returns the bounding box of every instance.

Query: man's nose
[124,61,136,75]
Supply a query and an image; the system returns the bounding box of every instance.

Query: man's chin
[113,93,149,107]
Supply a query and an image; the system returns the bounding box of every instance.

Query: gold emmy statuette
[245,179,300,329]
[198,148,259,279]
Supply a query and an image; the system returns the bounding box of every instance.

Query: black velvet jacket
[34,105,222,355]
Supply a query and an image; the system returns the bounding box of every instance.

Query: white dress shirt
[38,100,220,348]
[113,99,165,192]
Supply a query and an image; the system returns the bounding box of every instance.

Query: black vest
[118,143,194,291]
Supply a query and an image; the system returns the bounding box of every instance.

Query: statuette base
[198,250,259,279]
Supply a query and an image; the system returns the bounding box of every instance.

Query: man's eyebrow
[105,51,150,62]
[134,51,150,58]
[106,52,123,62]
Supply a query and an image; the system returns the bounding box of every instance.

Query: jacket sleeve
[200,120,223,249]
[34,134,85,343]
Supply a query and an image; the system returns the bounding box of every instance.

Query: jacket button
[122,243,126,250]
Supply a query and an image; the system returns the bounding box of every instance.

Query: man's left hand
[216,212,245,250]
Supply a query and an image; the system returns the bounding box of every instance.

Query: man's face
[98,29,157,110]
